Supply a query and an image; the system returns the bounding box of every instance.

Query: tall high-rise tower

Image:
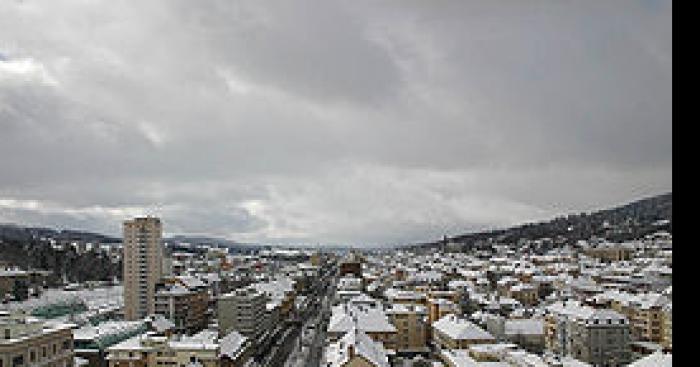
[123,216,163,320]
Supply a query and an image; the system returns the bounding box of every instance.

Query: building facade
[545,301,631,366]
[123,217,163,321]
[154,283,210,336]
[387,304,428,353]
[0,312,74,367]
[661,303,671,352]
[431,314,495,350]
[106,331,250,367]
[217,288,269,339]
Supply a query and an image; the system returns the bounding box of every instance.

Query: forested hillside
[411,192,672,250]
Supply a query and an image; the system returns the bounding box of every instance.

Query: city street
[259,267,336,367]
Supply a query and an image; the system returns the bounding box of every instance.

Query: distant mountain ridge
[408,192,672,250]
[0,223,120,244]
[0,192,671,252]
[0,224,261,251]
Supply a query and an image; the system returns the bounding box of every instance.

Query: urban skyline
[0,1,673,366]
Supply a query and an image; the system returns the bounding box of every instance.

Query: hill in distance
[408,192,672,251]
[1,192,671,252]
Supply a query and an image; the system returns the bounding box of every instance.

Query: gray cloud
[0,0,671,246]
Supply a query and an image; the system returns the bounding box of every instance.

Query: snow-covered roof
[384,288,425,301]
[176,276,207,289]
[218,330,248,360]
[328,304,396,334]
[107,333,162,352]
[504,319,544,336]
[326,328,389,367]
[73,320,145,342]
[440,349,480,367]
[628,352,672,367]
[169,330,218,350]
[386,303,426,315]
[559,356,593,367]
[546,300,627,324]
[597,290,669,310]
[156,284,191,296]
[432,314,495,342]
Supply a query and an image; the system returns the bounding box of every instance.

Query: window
[11,355,23,367]
[29,351,35,363]
[3,329,9,339]
[42,347,47,358]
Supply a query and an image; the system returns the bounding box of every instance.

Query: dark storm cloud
[0,0,671,245]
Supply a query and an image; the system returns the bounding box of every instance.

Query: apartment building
[384,289,426,307]
[0,312,74,367]
[105,330,250,367]
[217,287,269,339]
[251,278,296,320]
[485,315,544,353]
[73,320,148,367]
[544,300,631,366]
[218,331,253,367]
[628,351,672,367]
[584,244,633,263]
[0,267,53,302]
[506,283,538,306]
[339,255,362,278]
[154,282,210,335]
[123,217,163,321]
[325,329,389,367]
[158,331,219,367]
[386,304,429,353]
[427,290,460,304]
[327,303,397,351]
[661,303,671,352]
[427,298,458,324]
[431,314,495,350]
[600,291,669,343]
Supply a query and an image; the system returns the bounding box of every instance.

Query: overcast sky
[0,0,671,246]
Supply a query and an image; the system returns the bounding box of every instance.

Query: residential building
[485,315,544,353]
[507,284,538,306]
[105,330,250,367]
[339,255,362,278]
[544,300,631,366]
[325,328,389,367]
[327,302,397,351]
[0,311,74,367]
[73,320,147,367]
[251,277,296,320]
[661,303,671,352]
[217,287,269,339]
[386,304,429,354]
[628,351,672,367]
[584,244,633,263]
[432,314,495,350]
[218,331,252,367]
[154,281,210,335]
[611,292,668,343]
[123,217,163,321]
[427,298,458,324]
